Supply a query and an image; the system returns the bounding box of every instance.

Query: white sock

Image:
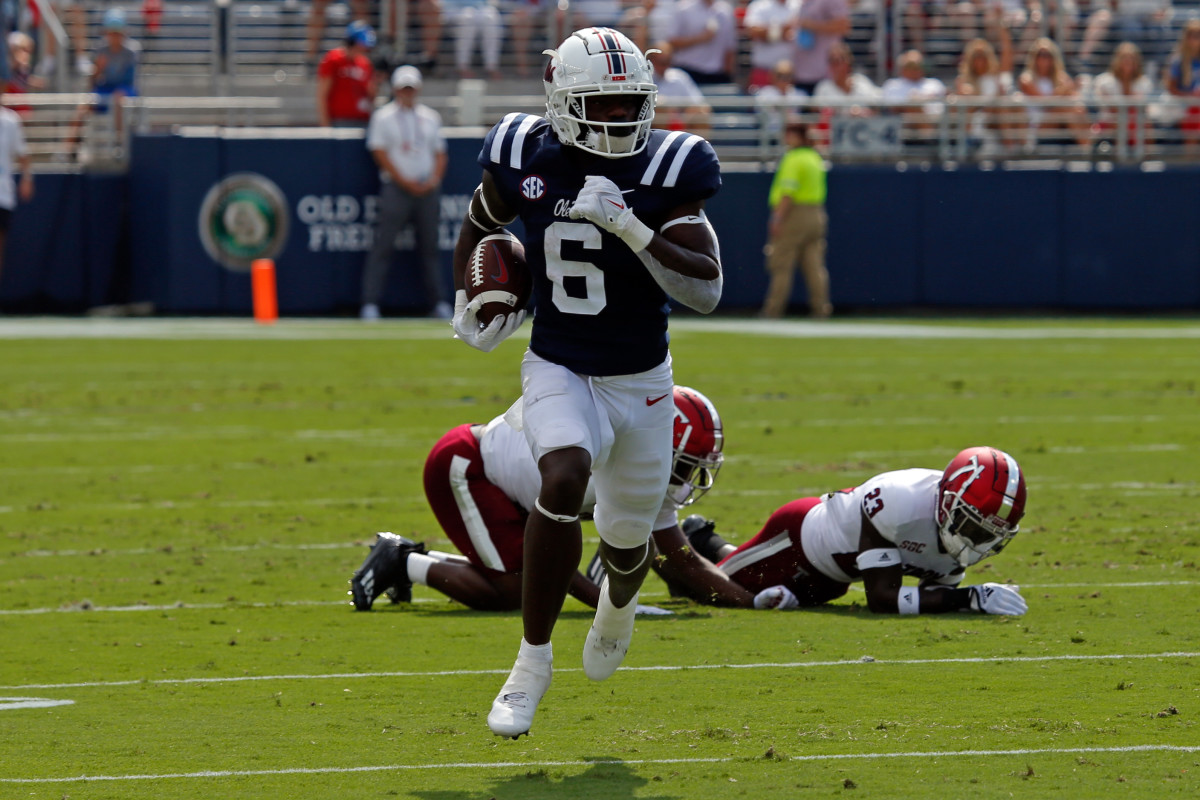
[518,637,553,663]
[407,553,436,585]
[426,550,470,564]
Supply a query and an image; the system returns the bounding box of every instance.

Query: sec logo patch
[520,175,546,201]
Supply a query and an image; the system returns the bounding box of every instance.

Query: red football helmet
[668,386,724,506]
[936,447,1027,566]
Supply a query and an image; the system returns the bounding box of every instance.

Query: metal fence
[8,91,1197,168]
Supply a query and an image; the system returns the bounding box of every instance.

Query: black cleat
[349,532,425,610]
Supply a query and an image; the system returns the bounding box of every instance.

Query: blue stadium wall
[3,133,1199,313]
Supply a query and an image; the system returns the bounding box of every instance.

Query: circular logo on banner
[198,173,289,272]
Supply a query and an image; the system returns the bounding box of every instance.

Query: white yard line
[1,580,1196,616]
[2,317,1200,341]
[3,650,1196,692]
[2,744,1198,784]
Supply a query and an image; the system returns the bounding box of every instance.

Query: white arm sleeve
[633,213,723,314]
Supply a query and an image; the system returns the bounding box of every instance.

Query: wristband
[897,586,920,615]
[618,217,655,253]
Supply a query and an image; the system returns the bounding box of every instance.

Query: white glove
[451,289,525,353]
[753,585,800,610]
[968,583,1027,616]
[634,604,673,616]
[568,175,654,251]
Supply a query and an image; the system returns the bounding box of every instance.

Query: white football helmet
[543,28,657,158]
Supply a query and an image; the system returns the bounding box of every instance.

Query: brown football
[465,232,532,328]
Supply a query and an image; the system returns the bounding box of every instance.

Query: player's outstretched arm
[650,524,755,607]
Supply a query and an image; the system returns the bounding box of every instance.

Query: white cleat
[487,657,552,739]
[583,577,638,681]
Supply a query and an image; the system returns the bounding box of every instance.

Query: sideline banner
[4,132,1199,313]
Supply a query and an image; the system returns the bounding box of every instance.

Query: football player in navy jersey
[450,28,724,738]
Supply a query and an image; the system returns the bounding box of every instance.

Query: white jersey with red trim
[479,416,678,531]
[800,469,965,587]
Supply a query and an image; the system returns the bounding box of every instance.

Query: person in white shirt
[361,66,449,321]
[754,59,810,137]
[1091,41,1156,147]
[0,106,34,286]
[648,41,712,133]
[812,42,881,115]
[881,49,947,118]
[667,0,738,84]
[952,34,1020,153]
[743,0,801,91]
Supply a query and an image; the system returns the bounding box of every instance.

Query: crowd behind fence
[3,0,1200,165]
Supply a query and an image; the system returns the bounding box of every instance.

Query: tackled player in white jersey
[679,447,1030,616]
[348,386,751,613]
[449,28,724,737]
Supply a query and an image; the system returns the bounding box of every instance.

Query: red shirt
[318,48,375,123]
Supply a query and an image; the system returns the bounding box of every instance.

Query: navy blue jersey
[479,113,722,376]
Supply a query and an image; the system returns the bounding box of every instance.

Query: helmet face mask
[936,447,1026,567]
[668,387,724,506]
[544,28,657,158]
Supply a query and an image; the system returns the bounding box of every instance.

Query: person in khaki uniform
[760,120,831,319]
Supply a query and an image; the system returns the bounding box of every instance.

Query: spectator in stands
[761,120,830,319]
[790,0,849,95]
[813,41,879,114]
[5,32,46,117]
[444,0,504,81]
[573,0,625,28]
[755,58,809,137]
[65,8,139,161]
[621,0,679,52]
[953,34,1020,153]
[667,0,738,84]
[1165,19,1200,152]
[361,66,449,322]
[1017,37,1090,148]
[882,49,946,141]
[1091,41,1155,148]
[1078,0,1170,74]
[317,21,379,128]
[1014,0,1080,68]
[34,0,90,77]
[0,103,34,287]
[744,0,800,92]
[305,0,370,69]
[647,40,712,133]
[509,0,552,77]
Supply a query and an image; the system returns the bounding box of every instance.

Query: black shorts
[0,208,11,233]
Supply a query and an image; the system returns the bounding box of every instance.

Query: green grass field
[1,316,1198,800]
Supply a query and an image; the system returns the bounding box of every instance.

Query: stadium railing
[6,92,1199,168]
